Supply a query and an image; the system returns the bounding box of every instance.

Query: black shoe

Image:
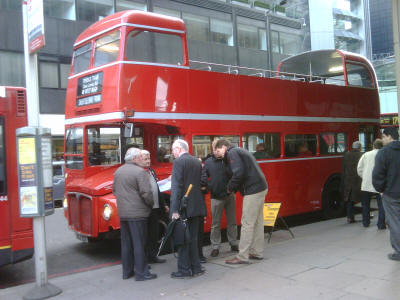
[192,268,205,277]
[388,253,400,261]
[148,257,166,264]
[210,249,219,257]
[171,271,192,279]
[347,218,355,224]
[378,225,387,230]
[135,273,157,281]
[249,254,263,260]
[231,245,239,252]
[199,256,207,264]
[123,272,135,280]
[363,223,370,228]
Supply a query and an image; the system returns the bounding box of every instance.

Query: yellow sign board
[18,137,36,164]
[263,202,281,227]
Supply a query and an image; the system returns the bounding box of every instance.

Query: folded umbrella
[157,184,193,256]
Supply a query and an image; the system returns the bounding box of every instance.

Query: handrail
[189,60,347,86]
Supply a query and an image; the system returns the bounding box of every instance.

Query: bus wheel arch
[322,174,344,219]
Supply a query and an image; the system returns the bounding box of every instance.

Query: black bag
[173,219,190,247]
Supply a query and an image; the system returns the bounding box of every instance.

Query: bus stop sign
[16,126,54,217]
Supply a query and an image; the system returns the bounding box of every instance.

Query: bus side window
[0,119,5,194]
[156,135,182,163]
[243,133,280,159]
[192,135,240,161]
[285,134,316,157]
[320,132,347,155]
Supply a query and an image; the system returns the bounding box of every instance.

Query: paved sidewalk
[1,216,399,300]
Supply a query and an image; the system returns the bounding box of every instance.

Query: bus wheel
[322,178,344,219]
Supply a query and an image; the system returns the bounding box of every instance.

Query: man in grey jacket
[113,147,157,281]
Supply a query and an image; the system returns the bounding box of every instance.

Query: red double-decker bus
[0,87,33,266]
[63,11,380,241]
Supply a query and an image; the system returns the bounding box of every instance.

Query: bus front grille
[68,193,93,236]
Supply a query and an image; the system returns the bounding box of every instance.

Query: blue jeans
[361,191,385,228]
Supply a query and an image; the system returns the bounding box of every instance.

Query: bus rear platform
[2,214,399,300]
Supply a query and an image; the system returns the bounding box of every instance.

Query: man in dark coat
[214,140,268,264]
[113,147,157,281]
[201,141,238,257]
[170,139,206,278]
[341,141,362,223]
[140,150,168,264]
[372,127,400,261]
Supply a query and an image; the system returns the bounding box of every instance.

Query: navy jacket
[170,153,206,218]
[372,141,400,199]
[201,155,232,199]
[225,146,268,196]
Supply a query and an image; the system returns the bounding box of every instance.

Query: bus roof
[74,10,186,48]
[277,49,375,78]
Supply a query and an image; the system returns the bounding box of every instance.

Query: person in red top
[297,143,313,157]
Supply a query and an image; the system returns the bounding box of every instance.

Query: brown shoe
[210,249,219,257]
[225,257,249,265]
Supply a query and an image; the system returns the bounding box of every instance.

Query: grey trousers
[382,194,400,254]
[210,194,238,250]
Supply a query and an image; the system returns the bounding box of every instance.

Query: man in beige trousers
[214,140,268,264]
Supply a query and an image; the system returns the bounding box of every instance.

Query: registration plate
[76,233,89,243]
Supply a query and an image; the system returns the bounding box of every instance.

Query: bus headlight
[63,197,68,209]
[103,204,112,221]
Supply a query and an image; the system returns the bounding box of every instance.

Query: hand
[165,205,170,213]
[171,212,180,220]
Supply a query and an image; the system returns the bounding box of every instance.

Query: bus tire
[322,176,344,219]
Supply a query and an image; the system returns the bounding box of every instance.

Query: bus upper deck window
[73,43,91,74]
[94,31,120,67]
[125,30,184,66]
[346,63,374,88]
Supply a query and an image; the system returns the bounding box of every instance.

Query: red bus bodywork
[0,87,33,266]
[63,11,380,240]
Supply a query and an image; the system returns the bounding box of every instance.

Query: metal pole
[22,1,61,299]
[392,0,400,123]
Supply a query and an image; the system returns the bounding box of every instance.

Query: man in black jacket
[170,139,206,278]
[140,150,168,264]
[201,142,238,257]
[372,127,400,261]
[214,140,268,264]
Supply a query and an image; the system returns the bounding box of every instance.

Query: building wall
[309,0,335,50]
[369,0,393,57]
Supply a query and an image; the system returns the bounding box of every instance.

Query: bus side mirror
[123,123,134,138]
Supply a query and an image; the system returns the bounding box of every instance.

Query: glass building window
[237,24,258,49]
[154,7,181,18]
[271,31,301,55]
[94,31,120,67]
[77,0,113,22]
[182,13,209,43]
[0,0,21,10]
[116,0,146,12]
[60,64,70,89]
[44,0,76,20]
[0,51,25,87]
[126,30,183,65]
[259,29,267,51]
[210,18,233,46]
[335,37,361,54]
[40,62,59,88]
[73,43,91,74]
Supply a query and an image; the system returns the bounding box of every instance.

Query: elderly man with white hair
[170,139,206,278]
[113,147,157,281]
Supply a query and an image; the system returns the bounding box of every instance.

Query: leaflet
[157,178,171,192]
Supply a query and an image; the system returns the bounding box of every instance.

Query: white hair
[141,149,150,156]
[125,147,141,161]
[172,139,189,152]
